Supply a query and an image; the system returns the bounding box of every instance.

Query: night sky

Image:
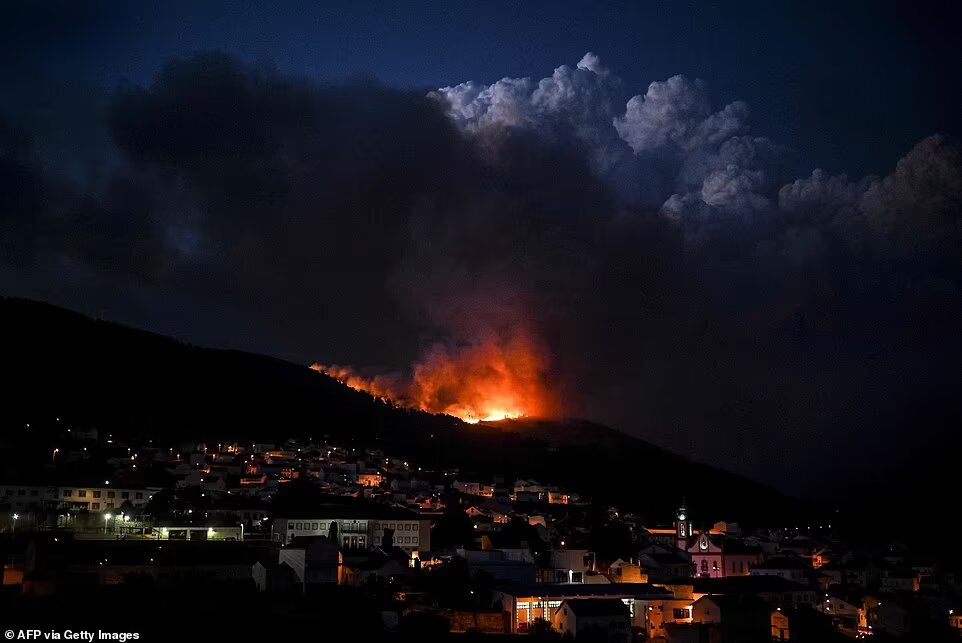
[2,0,961,497]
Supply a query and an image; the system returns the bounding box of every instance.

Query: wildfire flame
[311,330,554,423]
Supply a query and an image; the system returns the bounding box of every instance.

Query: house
[608,558,648,583]
[691,594,771,640]
[814,592,861,636]
[770,606,839,642]
[712,521,741,537]
[541,548,593,584]
[771,607,790,640]
[750,555,815,586]
[880,567,919,592]
[949,610,961,633]
[552,599,631,642]
[688,532,762,578]
[455,548,536,584]
[497,582,672,634]
[637,551,695,582]
[666,575,818,610]
[831,559,881,589]
[452,480,494,497]
[342,546,412,586]
[357,472,384,488]
[251,560,299,593]
[277,536,343,586]
[864,599,911,637]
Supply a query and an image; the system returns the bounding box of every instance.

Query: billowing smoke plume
[436,53,784,217]
[2,51,961,494]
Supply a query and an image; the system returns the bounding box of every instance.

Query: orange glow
[311,330,555,423]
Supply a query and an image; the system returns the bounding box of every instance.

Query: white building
[59,484,160,513]
[273,502,430,553]
[2,483,159,514]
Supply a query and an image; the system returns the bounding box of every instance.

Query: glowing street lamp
[52,448,60,463]
[12,513,19,534]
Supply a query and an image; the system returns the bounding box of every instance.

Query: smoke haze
[2,51,960,496]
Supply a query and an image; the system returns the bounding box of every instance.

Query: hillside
[1,296,794,525]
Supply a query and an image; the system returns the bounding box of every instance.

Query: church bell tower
[676,501,690,550]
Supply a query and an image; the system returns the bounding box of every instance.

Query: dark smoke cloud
[2,52,960,496]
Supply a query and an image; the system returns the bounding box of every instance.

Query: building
[452,480,494,497]
[750,555,815,586]
[272,498,430,553]
[552,599,631,642]
[608,558,647,583]
[662,575,818,611]
[637,551,695,582]
[58,484,160,513]
[949,610,961,633]
[864,599,911,637]
[277,536,343,586]
[542,548,593,584]
[818,559,881,589]
[357,472,384,488]
[2,483,160,515]
[497,582,672,634]
[880,568,919,593]
[771,608,790,640]
[456,548,536,584]
[688,531,762,578]
[770,606,838,642]
[691,594,772,640]
[0,485,55,513]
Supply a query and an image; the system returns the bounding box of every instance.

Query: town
[1,419,959,642]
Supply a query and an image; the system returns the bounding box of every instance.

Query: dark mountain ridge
[2,296,798,526]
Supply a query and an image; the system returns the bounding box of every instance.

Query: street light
[52,448,59,463]
[12,513,19,534]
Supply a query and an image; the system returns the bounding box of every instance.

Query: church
[674,503,762,578]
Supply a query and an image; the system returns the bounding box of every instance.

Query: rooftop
[563,598,631,618]
[689,575,810,594]
[502,582,673,599]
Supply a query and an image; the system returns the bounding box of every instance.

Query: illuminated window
[78,490,87,498]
